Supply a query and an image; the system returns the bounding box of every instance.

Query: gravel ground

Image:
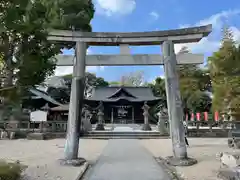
[141,138,240,180]
[2,138,239,180]
[0,139,108,180]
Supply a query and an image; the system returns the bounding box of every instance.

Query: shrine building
[62,86,161,124]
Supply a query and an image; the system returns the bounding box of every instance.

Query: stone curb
[155,157,184,180]
[75,162,89,180]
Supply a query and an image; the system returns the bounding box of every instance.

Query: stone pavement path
[83,139,171,180]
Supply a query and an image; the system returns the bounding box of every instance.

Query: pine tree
[208,25,240,116]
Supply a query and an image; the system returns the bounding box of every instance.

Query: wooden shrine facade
[85,86,161,124]
[49,86,161,124]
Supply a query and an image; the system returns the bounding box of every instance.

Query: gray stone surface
[48,24,212,45]
[83,139,171,180]
[55,53,204,66]
[64,41,87,160]
[162,41,188,159]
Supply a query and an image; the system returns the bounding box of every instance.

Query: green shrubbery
[0,161,25,180]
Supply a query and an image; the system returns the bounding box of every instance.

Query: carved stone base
[142,124,152,131]
[158,128,168,136]
[166,156,197,166]
[95,123,105,131]
[59,157,86,167]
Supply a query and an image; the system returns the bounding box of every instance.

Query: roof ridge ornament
[107,87,137,99]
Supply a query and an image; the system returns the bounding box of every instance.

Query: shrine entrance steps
[83,124,169,139]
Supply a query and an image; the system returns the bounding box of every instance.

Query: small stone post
[95,102,105,131]
[142,102,152,131]
[157,112,168,135]
[83,109,92,132]
[62,41,87,166]
[51,122,56,132]
[162,40,197,166]
[0,130,8,139]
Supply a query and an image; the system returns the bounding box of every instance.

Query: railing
[0,120,236,138]
[0,121,68,133]
[0,120,234,131]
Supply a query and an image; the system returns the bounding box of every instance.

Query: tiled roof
[29,88,62,106]
[87,86,161,102]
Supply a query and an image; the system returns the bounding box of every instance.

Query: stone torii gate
[48,24,212,166]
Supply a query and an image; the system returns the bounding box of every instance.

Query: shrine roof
[27,88,62,106]
[87,86,161,102]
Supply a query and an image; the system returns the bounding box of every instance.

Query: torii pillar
[162,41,197,166]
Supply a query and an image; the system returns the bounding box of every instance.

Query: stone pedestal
[95,123,105,131]
[157,112,168,135]
[141,102,152,131]
[142,123,152,131]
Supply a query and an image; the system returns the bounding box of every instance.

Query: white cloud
[87,66,105,72]
[95,0,136,17]
[197,9,240,28]
[54,66,105,76]
[54,48,105,76]
[174,9,240,54]
[230,26,240,43]
[55,66,73,76]
[149,11,159,20]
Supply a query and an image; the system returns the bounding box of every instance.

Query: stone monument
[142,102,152,131]
[82,109,92,132]
[95,101,105,131]
[157,110,168,135]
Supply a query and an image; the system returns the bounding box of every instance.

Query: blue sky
[55,0,240,83]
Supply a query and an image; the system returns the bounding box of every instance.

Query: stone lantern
[95,101,105,131]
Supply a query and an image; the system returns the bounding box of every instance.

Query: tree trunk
[1,41,15,121]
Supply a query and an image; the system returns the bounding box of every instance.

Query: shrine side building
[85,86,161,124]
